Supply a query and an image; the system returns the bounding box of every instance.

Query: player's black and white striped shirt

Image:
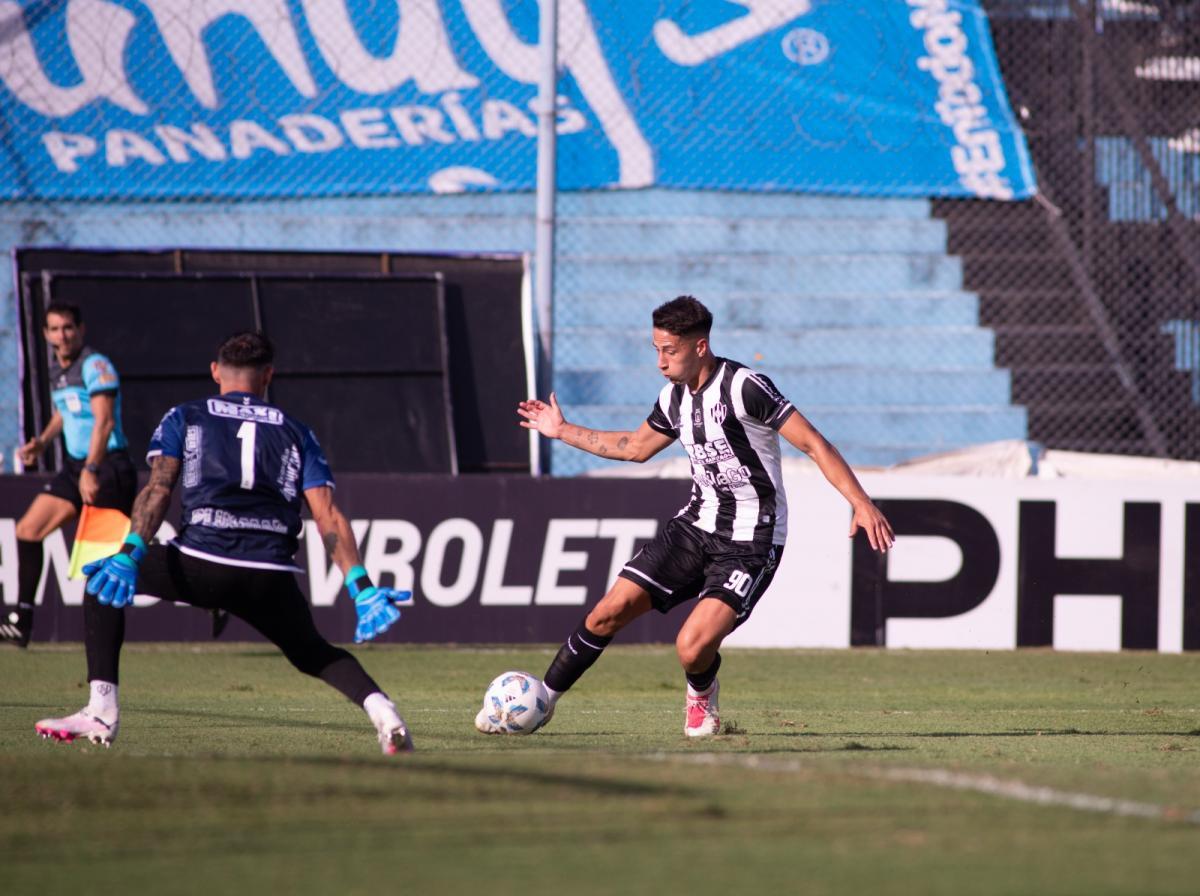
[646,358,795,545]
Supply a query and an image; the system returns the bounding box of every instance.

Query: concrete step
[994,327,1107,366]
[980,289,1089,326]
[556,291,980,328]
[556,253,962,294]
[136,191,931,222]
[1010,366,1126,402]
[563,405,1027,447]
[553,368,1013,407]
[1025,404,1150,449]
[555,326,997,369]
[549,427,1028,475]
[964,255,1076,290]
[555,217,948,255]
[255,190,929,220]
[236,214,950,257]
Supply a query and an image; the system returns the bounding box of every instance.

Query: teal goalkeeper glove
[346,566,411,644]
[83,534,147,609]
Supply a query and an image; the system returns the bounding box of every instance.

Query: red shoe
[685,679,720,737]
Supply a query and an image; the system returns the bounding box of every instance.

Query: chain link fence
[936,0,1200,460]
[1,1,1195,470]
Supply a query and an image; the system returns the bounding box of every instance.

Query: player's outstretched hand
[850,501,895,553]
[354,586,410,644]
[83,554,139,609]
[517,392,565,439]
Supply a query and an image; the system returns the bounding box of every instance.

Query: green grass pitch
[3,644,1199,895]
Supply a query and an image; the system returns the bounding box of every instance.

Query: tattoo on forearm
[130,457,181,538]
[323,532,338,555]
[563,425,632,459]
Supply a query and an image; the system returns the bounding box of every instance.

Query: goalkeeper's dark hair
[45,302,82,326]
[217,331,274,369]
[652,295,712,339]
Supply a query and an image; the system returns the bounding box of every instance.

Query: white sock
[362,691,398,728]
[543,684,562,707]
[88,681,118,717]
[686,680,717,699]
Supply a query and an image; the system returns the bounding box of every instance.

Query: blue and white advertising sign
[0,0,1036,200]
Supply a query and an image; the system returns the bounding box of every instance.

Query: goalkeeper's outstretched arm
[517,392,673,462]
[129,455,182,542]
[304,485,367,575]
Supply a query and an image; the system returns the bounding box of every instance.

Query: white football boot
[684,679,720,737]
[35,709,119,747]
[375,708,414,755]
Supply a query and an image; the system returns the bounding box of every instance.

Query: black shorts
[87,544,352,687]
[618,517,784,628]
[137,545,332,650]
[44,450,137,515]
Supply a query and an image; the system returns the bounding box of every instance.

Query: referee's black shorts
[43,450,137,515]
[618,517,784,628]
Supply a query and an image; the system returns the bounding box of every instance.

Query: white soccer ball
[482,671,549,735]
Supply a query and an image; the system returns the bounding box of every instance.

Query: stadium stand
[1,189,1028,475]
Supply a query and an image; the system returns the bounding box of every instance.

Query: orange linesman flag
[68,505,132,580]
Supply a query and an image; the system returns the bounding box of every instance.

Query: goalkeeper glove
[347,565,411,644]
[83,533,148,609]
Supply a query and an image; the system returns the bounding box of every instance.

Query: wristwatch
[83,463,101,474]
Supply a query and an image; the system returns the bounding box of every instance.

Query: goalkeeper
[34,332,414,754]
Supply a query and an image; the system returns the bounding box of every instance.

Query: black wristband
[83,462,101,474]
[346,565,373,600]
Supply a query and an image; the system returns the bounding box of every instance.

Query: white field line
[646,752,1200,825]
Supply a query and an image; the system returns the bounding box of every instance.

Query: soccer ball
[482,671,549,735]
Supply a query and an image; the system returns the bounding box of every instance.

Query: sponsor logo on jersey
[686,438,736,465]
[692,406,703,427]
[692,464,754,491]
[207,398,285,425]
[183,425,202,488]
[90,358,117,386]
[190,507,288,533]
[277,446,301,501]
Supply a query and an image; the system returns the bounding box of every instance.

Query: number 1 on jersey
[236,421,257,489]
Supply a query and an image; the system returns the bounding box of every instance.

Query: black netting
[935,0,1200,458]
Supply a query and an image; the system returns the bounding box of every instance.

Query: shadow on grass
[740,743,912,754]
[11,700,1197,742]
[753,728,1200,739]
[198,751,698,799]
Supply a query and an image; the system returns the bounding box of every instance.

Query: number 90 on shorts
[618,518,784,628]
[707,546,782,622]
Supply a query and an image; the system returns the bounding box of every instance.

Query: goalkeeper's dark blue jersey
[147,392,335,571]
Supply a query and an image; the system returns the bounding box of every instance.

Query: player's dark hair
[652,295,712,339]
[44,303,82,326]
[217,331,274,369]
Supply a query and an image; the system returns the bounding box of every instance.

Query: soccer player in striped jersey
[478,295,893,737]
[34,332,414,754]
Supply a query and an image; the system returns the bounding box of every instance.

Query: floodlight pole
[534,0,558,475]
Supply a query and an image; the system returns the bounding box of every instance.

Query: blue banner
[0,0,1035,199]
